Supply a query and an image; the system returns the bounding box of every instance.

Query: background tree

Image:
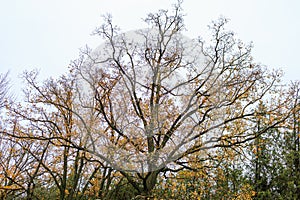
[284,86,300,199]
[247,101,281,199]
[3,71,120,200]
[0,72,10,109]
[269,83,299,199]
[242,83,300,199]
[153,146,255,199]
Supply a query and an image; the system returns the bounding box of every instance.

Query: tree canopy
[1,1,299,199]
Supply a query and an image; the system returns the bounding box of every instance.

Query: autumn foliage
[0,1,299,199]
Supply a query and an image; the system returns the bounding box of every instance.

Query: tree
[153,147,255,199]
[3,71,119,200]
[287,85,300,199]
[270,83,300,199]
[68,1,295,196]
[242,83,300,199]
[0,72,10,109]
[247,101,281,199]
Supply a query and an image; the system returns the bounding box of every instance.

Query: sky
[0,0,299,96]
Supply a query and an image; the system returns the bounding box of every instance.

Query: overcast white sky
[0,0,299,95]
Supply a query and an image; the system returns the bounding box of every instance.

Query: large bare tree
[69,1,295,195]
